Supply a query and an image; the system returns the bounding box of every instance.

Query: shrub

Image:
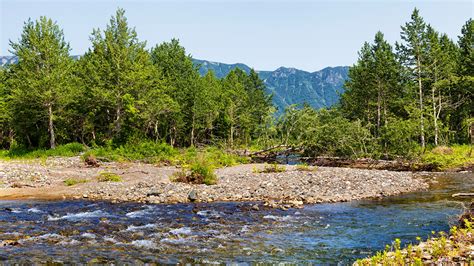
[431,146,454,155]
[172,161,217,185]
[0,142,85,159]
[63,178,88,186]
[97,171,122,182]
[422,144,474,170]
[83,140,178,163]
[257,163,286,173]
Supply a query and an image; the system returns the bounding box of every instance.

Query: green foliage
[280,107,375,158]
[422,144,474,170]
[380,117,420,157]
[8,16,74,149]
[172,160,217,185]
[82,140,178,163]
[257,163,286,173]
[0,7,471,162]
[97,171,122,182]
[0,142,85,160]
[358,222,474,264]
[63,178,88,186]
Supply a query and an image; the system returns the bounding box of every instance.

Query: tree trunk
[417,57,425,149]
[114,105,122,135]
[154,121,159,142]
[376,87,381,136]
[432,85,438,146]
[230,124,234,148]
[170,125,176,147]
[190,113,195,147]
[48,103,56,149]
[432,66,439,146]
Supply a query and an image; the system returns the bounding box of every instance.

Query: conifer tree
[397,8,429,149]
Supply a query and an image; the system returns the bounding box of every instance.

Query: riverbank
[0,157,428,206]
[355,202,474,264]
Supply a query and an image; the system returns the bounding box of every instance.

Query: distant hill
[193,59,349,112]
[1,56,349,113]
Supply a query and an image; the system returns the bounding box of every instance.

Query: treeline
[280,9,473,158]
[0,9,272,149]
[0,8,472,159]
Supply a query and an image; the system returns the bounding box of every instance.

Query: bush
[172,161,217,185]
[97,171,122,182]
[83,140,178,163]
[0,142,85,159]
[422,144,473,170]
[256,163,286,173]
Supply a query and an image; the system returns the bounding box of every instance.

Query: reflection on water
[0,172,472,264]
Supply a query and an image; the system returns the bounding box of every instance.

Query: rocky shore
[355,202,474,265]
[0,157,429,206]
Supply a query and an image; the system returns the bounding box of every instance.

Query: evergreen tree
[342,32,402,138]
[452,19,474,142]
[425,26,458,145]
[8,17,73,148]
[397,8,429,149]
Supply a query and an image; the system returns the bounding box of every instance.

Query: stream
[0,172,472,264]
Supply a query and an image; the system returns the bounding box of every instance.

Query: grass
[63,178,88,186]
[81,141,179,164]
[422,144,474,170]
[295,163,317,172]
[355,219,473,264]
[81,141,249,169]
[97,171,122,182]
[0,143,85,160]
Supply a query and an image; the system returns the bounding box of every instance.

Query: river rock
[147,190,160,197]
[188,190,198,202]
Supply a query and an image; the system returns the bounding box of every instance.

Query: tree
[397,8,429,149]
[452,19,474,143]
[342,32,402,140]
[195,71,222,143]
[77,8,155,143]
[221,70,249,148]
[0,67,11,148]
[425,26,458,145]
[8,17,73,148]
[150,39,201,146]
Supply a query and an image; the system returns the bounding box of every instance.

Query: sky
[1,0,472,72]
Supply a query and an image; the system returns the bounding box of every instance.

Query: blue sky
[1,0,472,71]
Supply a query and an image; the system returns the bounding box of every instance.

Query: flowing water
[0,172,472,264]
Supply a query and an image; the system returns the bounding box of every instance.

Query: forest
[0,8,472,160]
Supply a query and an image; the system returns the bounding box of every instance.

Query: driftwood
[249,145,289,156]
[452,193,474,198]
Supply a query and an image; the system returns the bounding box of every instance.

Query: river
[0,172,472,264]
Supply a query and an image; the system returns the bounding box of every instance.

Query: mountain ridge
[0,55,349,112]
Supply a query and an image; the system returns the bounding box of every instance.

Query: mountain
[193,59,349,112]
[0,55,349,113]
[0,56,17,66]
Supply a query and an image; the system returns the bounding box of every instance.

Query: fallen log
[452,193,474,198]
